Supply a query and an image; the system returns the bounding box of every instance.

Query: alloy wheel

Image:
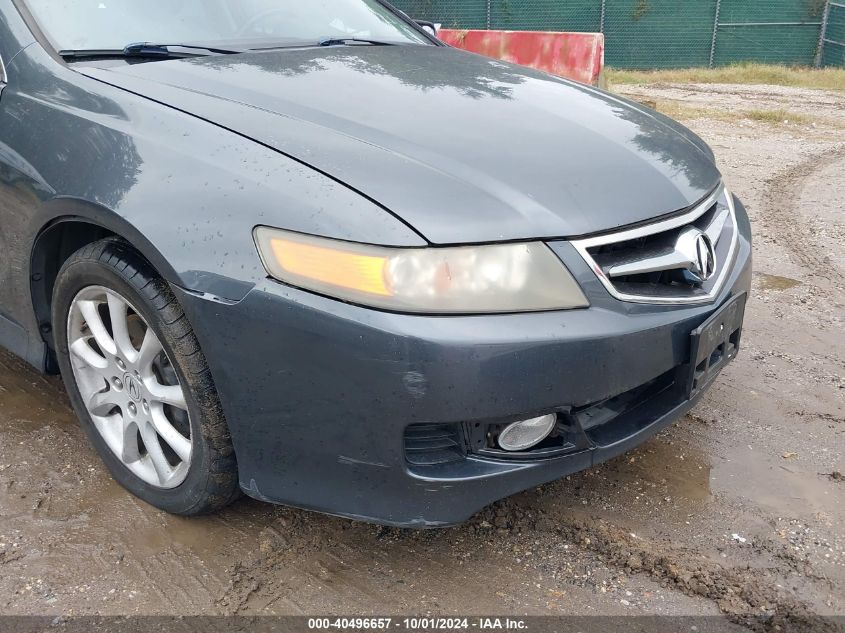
[66,286,192,489]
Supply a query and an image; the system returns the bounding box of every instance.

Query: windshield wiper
[124,42,245,57]
[60,38,399,60]
[317,37,398,47]
[240,37,403,52]
[59,42,243,60]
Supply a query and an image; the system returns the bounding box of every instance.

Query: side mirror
[415,20,439,37]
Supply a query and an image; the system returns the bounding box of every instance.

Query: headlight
[254,227,588,314]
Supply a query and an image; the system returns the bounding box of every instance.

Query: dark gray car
[0,0,751,526]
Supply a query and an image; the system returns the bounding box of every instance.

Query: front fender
[9,43,425,305]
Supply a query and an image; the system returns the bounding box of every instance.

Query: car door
[0,1,38,359]
[0,47,28,358]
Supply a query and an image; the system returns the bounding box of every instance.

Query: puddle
[0,348,273,568]
[0,351,75,430]
[620,436,713,503]
[545,414,841,528]
[533,431,716,523]
[711,442,839,518]
[756,272,802,291]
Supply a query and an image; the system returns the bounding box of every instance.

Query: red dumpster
[438,29,605,86]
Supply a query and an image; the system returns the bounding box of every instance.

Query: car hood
[81,46,721,243]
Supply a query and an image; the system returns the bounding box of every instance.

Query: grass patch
[744,109,811,124]
[607,63,845,92]
[641,99,823,126]
[652,101,735,122]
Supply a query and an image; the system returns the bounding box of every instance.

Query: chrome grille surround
[571,184,739,305]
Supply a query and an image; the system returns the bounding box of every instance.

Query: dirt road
[1,82,843,630]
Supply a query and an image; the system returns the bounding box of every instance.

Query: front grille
[572,185,738,304]
[404,423,465,466]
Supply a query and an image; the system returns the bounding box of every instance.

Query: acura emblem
[675,227,717,283]
[125,374,142,402]
[694,233,717,281]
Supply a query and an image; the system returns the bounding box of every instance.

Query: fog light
[497,414,557,451]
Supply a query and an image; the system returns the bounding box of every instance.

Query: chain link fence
[391,0,845,68]
[821,2,845,66]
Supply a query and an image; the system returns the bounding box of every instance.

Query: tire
[52,237,240,515]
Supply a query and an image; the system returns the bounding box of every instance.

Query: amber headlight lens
[254,228,588,314]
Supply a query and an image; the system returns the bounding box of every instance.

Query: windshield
[23,0,430,52]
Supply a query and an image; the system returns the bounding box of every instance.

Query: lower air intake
[404,423,465,466]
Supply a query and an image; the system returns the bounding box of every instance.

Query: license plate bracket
[687,293,747,399]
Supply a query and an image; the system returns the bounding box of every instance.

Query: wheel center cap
[124,373,142,402]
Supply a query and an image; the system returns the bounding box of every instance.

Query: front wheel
[52,238,240,515]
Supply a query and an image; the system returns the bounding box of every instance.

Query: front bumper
[175,200,753,527]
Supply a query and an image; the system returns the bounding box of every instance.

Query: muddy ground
[1,82,843,630]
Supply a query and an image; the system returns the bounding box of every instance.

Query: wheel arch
[30,198,182,370]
